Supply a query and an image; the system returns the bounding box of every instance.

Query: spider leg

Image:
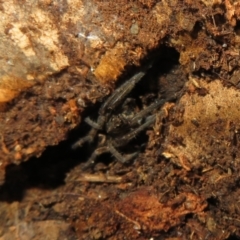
[72,114,108,149]
[108,142,139,163]
[82,146,109,169]
[84,117,102,129]
[99,63,152,115]
[99,72,144,115]
[114,115,156,147]
[129,96,176,126]
[72,128,98,149]
[122,97,136,108]
[84,116,105,130]
[129,98,166,126]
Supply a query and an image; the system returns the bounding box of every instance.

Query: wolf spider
[72,64,172,169]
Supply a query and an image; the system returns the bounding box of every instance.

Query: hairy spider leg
[99,69,150,115]
[108,142,139,163]
[84,117,103,130]
[82,143,139,169]
[82,146,109,169]
[105,115,156,164]
[129,98,167,126]
[84,115,106,130]
[72,128,98,149]
[103,72,145,111]
[106,98,166,134]
[113,115,156,148]
[72,114,108,149]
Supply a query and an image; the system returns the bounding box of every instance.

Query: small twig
[115,209,141,230]
[74,173,123,183]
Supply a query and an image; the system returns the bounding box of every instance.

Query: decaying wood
[1,0,240,239]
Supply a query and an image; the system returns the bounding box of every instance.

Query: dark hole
[190,21,202,39]
[212,13,226,26]
[235,20,240,35]
[0,136,85,202]
[227,235,240,240]
[0,44,181,203]
[207,196,219,207]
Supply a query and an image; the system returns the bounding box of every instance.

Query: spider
[72,63,173,169]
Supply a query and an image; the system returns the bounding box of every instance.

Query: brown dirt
[1,0,240,240]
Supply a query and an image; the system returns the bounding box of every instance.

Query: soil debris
[1,0,240,239]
